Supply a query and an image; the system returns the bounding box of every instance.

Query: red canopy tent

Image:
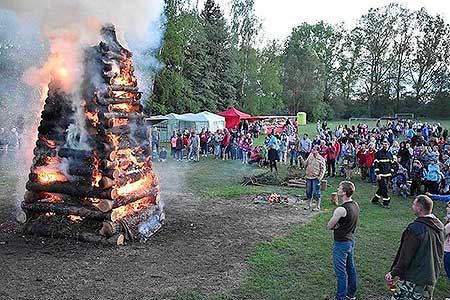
[217,107,251,129]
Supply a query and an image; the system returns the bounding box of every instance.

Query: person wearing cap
[371,139,395,208]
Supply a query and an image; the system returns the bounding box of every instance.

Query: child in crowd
[159,146,167,162]
[410,160,423,196]
[268,144,279,174]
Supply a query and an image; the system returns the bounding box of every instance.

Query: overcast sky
[212,0,450,42]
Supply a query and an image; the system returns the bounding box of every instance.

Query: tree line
[149,0,450,120]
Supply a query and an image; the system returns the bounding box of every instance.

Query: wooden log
[101,111,142,120]
[26,180,114,200]
[21,202,110,221]
[23,191,69,204]
[24,221,125,245]
[95,104,142,114]
[38,132,66,142]
[99,221,121,237]
[111,185,159,207]
[33,146,57,157]
[109,85,139,92]
[68,164,93,176]
[96,96,141,106]
[100,125,131,136]
[99,169,146,189]
[58,148,93,160]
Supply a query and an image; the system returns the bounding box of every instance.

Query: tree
[229,0,261,102]
[200,0,236,110]
[356,4,399,116]
[283,40,325,120]
[409,8,450,104]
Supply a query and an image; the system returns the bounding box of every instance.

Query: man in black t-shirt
[327,181,360,300]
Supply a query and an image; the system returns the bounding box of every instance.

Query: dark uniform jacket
[373,148,394,177]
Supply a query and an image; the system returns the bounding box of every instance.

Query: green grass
[163,156,450,300]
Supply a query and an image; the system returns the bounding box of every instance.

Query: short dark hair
[340,181,355,197]
[415,195,433,213]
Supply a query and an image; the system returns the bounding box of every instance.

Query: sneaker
[346,296,356,300]
[303,207,311,211]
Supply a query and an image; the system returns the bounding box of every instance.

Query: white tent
[145,111,225,141]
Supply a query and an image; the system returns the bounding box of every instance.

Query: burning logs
[26,181,115,199]
[21,24,163,244]
[22,202,109,221]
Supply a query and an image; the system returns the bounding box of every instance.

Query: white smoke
[0,0,166,220]
[1,0,166,97]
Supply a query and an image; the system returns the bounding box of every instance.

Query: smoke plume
[0,0,166,219]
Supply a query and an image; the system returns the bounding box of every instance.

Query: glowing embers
[92,153,102,187]
[111,91,137,99]
[40,192,63,203]
[41,137,57,149]
[108,118,129,128]
[115,175,152,197]
[67,215,82,223]
[111,196,156,221]
[108,103,140,112]
[34,165,67,185]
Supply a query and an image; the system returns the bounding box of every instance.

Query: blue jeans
[333,240,357,300]
[306,178,320,200]
[444,251,450,282]
[368,166,376,183]
[289,149,298,166]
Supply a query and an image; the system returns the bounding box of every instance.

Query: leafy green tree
[283,40,325,120]
[409,8,450,103]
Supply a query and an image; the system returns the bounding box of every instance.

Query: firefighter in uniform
[371,140,394,208]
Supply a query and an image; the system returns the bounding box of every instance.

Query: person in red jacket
[356,143,367,180]
[327,137,340,177]
[365,142,377,183]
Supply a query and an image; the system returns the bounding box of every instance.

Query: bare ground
[0,162,315,300]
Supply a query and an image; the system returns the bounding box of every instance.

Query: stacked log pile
[21,24,163,244]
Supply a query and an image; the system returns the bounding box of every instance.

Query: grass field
[159,118,450,300]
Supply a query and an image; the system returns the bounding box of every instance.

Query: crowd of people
[0,127,21,154]
[150,119,450,207]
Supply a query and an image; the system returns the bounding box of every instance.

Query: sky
[213,0,450,42]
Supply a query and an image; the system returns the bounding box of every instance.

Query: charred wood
[21,202,110,221]
[26,180,114,200]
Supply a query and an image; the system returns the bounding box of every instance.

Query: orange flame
[35,165,68,185]
[44,212,56,217]
[23,33,80,92]
[85,110,99,127]
[41,193,63,203]
[92,153,102,187]
[44,156,62,165]
[115,175,152,197]
[67,215,82,223]
[110,59,137,87]
[109,103,138,112]
[41,137,57,149]
[111,196,154,221]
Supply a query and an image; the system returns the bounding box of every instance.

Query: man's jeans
[333,240,357,300]
[306,178,321,200]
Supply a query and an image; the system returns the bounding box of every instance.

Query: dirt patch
[0,164,316,300]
